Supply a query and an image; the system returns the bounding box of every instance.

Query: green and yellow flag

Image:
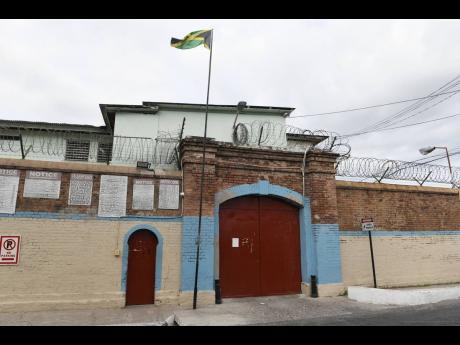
[170,29,212,50]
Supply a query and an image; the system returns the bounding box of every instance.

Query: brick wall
[8,139,460,309]
[336,181,460,231]
[336,181,460,288]
[180,137,339,217]
[0,158,182,217]
[180,137,343,294]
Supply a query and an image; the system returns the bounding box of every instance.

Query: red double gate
[219,196,302,298]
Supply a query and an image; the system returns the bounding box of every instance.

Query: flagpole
[193,29,213,310]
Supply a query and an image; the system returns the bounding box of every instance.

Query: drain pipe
[302,145,319,298]
[302,145,310,197]
[180,156,185,217]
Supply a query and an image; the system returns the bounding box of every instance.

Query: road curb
[348,285,460,305]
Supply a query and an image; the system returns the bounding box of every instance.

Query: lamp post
[233,101,247,129]
[419,146,453,185]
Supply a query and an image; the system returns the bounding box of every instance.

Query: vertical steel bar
[368,230,377,288]
[193,30,213,310]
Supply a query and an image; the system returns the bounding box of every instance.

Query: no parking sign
[0,236,20,265]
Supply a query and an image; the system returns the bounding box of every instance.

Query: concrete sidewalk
[0,303,181,326]
[5,290,454,326]
[0,294,396,326]
[173,294,398,326]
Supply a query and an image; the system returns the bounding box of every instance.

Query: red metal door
[126,230,158,306]
[219,196,260,298]
[259,197,302,296]
[219,196,301,298]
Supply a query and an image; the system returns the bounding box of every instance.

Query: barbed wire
[0,128,181,167]
[336,156,460,186]
[2,124,459,186]
[232,120,352,157]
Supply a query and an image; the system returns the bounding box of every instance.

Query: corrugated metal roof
[0,119,109,134]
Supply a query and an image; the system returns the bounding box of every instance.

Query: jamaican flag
[170,29,212,50]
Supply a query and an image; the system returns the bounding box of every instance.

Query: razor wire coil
[232,120,352,157]
[336,156,460,186]
[0,127,181,167]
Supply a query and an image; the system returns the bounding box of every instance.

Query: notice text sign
[158,179,180,210]
[98,175,128,217]
[361,218,375,231]
[132,179,155,210]
[68,173,93,206]
[0,169,20,214]
[24,171,61,199]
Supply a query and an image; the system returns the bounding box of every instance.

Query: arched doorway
[219,195,302,298]
[126,230,158,306]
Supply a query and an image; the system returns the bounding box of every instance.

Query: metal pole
[443,147,453,174]
[19,134,25,159]
[193,29,213,310]
[368,230,377,288]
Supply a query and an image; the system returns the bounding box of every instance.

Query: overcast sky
[1,19,460,166]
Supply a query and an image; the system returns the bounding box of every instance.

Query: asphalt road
[255,299,460,326]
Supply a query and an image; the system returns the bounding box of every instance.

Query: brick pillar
[178,137,217,298]
[305,151,339,224]
[180,136,217,217]
[303,150,344,296]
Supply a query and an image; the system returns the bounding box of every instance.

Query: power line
[383,88,460,128]
[290,88,460,118]
[340,111,460,138]
[356,75,460,134]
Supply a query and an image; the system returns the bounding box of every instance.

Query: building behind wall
[1,101,460,312]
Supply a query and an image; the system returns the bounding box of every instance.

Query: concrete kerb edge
[347,285,460,306]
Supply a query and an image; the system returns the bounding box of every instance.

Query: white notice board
[132,179,154,210]
[98,175,128,217]
[0,169,20,214]
[68,173,93,206]
[24,171,61,199]
[158,179,180,210]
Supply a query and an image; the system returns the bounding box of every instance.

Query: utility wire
[364,80,460,132]
[383,88,460,128]
[290,88,460,118]
[356,75,460,133]
[340,111,460,138]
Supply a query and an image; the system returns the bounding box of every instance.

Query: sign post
[361,218,377,288]
[0,235,21,265]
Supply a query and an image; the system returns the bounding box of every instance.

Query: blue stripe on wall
[300,201,317,282]
[313,224,343,284]
[0,211,181,222]
[340,230,460,237]
[181,216,215,291]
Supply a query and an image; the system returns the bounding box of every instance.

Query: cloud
[1,19,460,165]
